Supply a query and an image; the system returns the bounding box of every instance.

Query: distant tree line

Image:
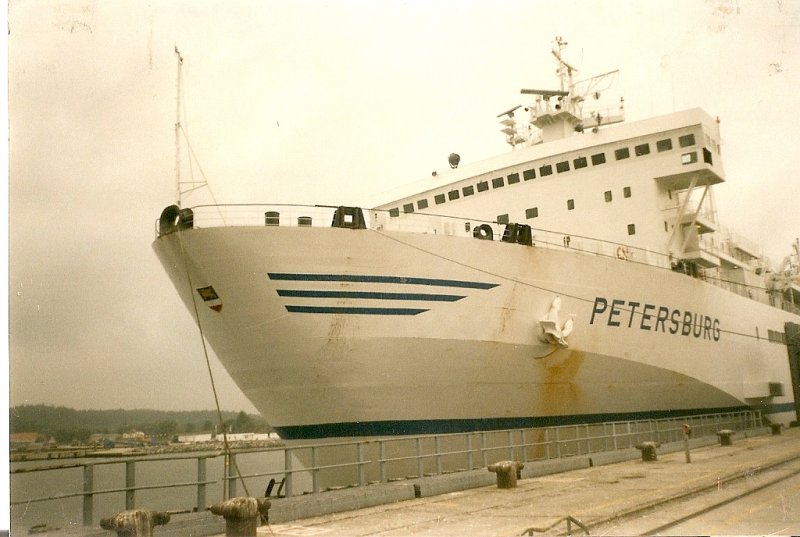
[10,405,271,444]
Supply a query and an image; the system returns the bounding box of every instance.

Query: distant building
[177,433,213,443]
[10,432,47,450]
[89,433,121,446]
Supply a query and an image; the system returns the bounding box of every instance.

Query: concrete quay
[45,426,800,536]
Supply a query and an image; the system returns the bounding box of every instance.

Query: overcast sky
[8,0,800,414]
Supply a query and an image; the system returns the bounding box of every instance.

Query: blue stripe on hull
[271,403,796,439]
[277,290,465,302]
[285,305,428,315]
[268,273,498,289]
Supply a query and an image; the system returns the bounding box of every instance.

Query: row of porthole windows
[496,210,638,236]
[387,133,696,217]
[496,186,632,222]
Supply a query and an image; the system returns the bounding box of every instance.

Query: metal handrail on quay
[10,410,762,527]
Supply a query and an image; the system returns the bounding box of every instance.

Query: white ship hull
[153,225,799,439]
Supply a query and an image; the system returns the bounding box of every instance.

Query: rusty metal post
[487,461,524,489]
[210,497,270,537]
[100,509,170,537]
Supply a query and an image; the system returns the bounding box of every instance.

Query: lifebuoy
[473,224,494,241]
[616,246,628,260]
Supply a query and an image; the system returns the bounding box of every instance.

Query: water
[10,450,310,532]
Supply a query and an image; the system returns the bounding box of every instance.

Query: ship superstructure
[154,39,800,439]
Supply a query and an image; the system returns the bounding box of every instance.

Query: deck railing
[11,410,762,527]
[155,202,794,315]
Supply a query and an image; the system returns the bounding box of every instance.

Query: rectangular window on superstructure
[573,156,588,169]
[523,168,536,180]
[448,189,460,201]
[591,153,606,165]
[389,208,400,217]
[497,214,509,224]
[507,172,520,184]
[627,223,636,235]
[477,180,489,192]
[703,147,713,165]
[462,185,475,196]
[434,193,446,205]
[679,133,696,147]
[492,177,504,188]
[417,199,429,210]
[525,207,538,219]
[403,203,414,213]
[634,143,650,156]
[567,199,575,210]
[615,147,630,160]
[656,138,673,152]
[681,152,698,165]
[604,190,612,202]
[539,164,553,176]
[556,160,570,173]
[623,186,631,198]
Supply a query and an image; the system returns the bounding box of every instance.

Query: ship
[154,38,800,440]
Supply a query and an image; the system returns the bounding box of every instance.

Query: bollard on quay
[100,509,170,537]
[635,441,659,462]
[487,460,524,489]
[770,423,783,435]
[717,429,735,446]
[210,497,271,537]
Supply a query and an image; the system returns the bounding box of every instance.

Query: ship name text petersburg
[590,297,721,341]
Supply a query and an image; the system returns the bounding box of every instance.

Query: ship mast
[174,46,184,206]
[498,37,625,147]
[172,47,218,210]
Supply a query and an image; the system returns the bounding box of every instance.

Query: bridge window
[539,164,553,176]
[507,172,520,184]
[567,199,575,210]
[604,191,612,202]
[624,186,631,198]
[462,185,475,197]
[525,207,539,219]
[681,152,698,165]
[591,153,606,165]
[403,203,414,213]
[448,190,460,201]
[523,168,536,180]
[635,143,650,156]
[417,199,429,210]
[492,177,505,188]
[679,133,696,147]
[497,214,509,224]
[657,138,673,152]
[389,208,399,217]
[573,156,588,169]
[556,160,570,173]
[615,147,630,160]
[477,180,489,192]
[627,223,636,235]
[434,194,446,205]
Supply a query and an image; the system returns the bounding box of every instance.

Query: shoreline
[10,439,284,463]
